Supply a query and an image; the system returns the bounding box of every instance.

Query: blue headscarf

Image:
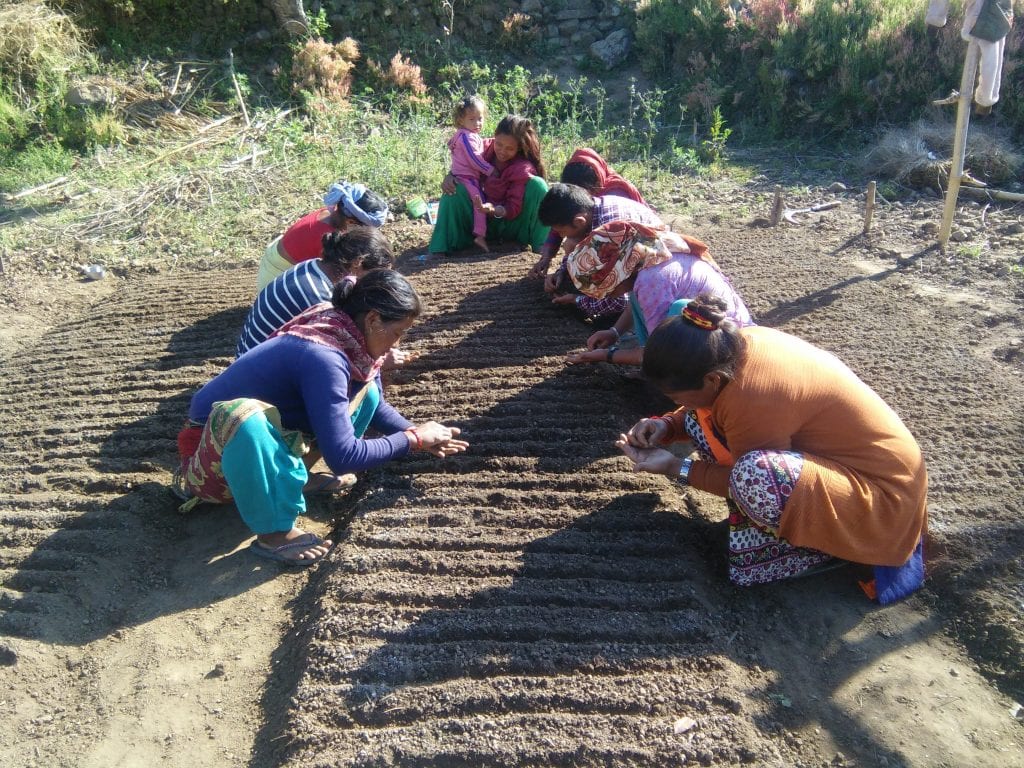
[323,181,388,228]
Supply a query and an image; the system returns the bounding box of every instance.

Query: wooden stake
[956,186,1024,203]
[863,180,876,234]
[228,50,250,128]
[769,185,784,226]
[939,41,980,248]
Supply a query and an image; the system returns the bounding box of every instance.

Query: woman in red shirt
[256,181,388,291]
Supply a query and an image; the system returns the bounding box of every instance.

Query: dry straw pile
[863,118,1023,191]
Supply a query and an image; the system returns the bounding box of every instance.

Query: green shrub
[634,0,994,139]
[0,89,30,148]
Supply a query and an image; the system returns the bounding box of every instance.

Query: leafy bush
[364,51,430,113]
[634,0,1005,139]
[291,37,360,108]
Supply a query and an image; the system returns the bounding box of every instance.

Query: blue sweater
[190,334,412,473]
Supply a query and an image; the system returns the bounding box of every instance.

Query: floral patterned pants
[683,411,833,586]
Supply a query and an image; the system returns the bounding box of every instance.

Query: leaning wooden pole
[939,41,981,248]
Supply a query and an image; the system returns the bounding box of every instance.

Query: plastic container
[406,197,427,219]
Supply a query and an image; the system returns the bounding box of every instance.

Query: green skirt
[429,176,550,254]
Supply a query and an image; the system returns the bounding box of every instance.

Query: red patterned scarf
[271,302,383,382]
[568,148,647,205]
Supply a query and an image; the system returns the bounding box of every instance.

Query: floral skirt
[682,411,833,586]
[176,398,309,534]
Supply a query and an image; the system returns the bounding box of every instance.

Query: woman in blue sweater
[176,270,467,566]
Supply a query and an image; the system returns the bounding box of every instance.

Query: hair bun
[682,294,728,331]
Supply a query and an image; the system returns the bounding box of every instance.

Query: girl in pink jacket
[448,96,494,252]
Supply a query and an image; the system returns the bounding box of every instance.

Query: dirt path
[1,192,1023,766]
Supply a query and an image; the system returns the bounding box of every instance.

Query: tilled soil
[1,194,1024,767]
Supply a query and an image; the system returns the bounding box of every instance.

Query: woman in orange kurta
[617,294,927,603]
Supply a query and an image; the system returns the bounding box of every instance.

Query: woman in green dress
[429,114,550,256]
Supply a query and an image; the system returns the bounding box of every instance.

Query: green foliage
[634,0,986,139]
[307,8,331,39]
[0,89,30,148]
[73,0,267,52]
[0,137,74,192]
[699,106,732,164]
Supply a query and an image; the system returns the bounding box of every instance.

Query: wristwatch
[677,457,694,485]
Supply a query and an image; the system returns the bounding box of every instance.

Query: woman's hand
[409,422,469,458]
[565,348,606,365]
[543,270,562,295]
[382,347,421,371]
[440,173,457,196]
[615,435,683,477]
[587,329,618,350]
[528,253,553,280]
[551,294,577,306]
[478,202,506,218]
[625,417,670,448]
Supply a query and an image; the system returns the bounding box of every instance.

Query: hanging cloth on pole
[928,0,1013,109]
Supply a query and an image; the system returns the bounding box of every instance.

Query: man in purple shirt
[536,183,664,322]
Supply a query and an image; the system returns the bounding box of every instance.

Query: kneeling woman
[177,270,468,565]
[617,295,927,603]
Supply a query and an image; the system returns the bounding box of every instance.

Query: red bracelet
[407,428,423,451]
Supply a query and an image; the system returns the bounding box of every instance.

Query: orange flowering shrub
[290,37,360,106]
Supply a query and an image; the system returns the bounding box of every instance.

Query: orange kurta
[671,326,927,566]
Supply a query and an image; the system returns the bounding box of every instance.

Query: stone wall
[323,0,640,68]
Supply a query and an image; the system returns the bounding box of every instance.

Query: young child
[448,96,494,252]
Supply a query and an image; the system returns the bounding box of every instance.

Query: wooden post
[939,41,980,248]
[863,180,876,234]
[769,185,783,226]
[228,49,250,128]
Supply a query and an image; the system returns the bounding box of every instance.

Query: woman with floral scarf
[175,270,467,566]
[563,221,752,367]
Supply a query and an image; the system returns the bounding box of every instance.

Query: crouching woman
[617,295,927,602]
[176,269,468,566]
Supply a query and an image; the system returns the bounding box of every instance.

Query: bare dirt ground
[1,175,1023,767]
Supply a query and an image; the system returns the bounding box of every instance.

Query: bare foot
[254,528,333,564]
[474,235,490,253]
[302,471,356,494]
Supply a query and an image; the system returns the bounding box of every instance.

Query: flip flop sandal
[249,534,326,567]
[304,472,357,495]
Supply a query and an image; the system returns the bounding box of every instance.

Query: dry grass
[863,118,1023,190]
[0,0,86,92]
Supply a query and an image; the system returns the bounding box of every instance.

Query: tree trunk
[268,0,308,36]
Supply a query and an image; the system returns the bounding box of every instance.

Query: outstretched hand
[615,434,681,477]
[587,329,618,350]
[412,421,469,458]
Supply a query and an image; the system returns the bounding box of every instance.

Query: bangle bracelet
[606,345,618,363]
[678,457,694,486]
[610,326,621,340]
